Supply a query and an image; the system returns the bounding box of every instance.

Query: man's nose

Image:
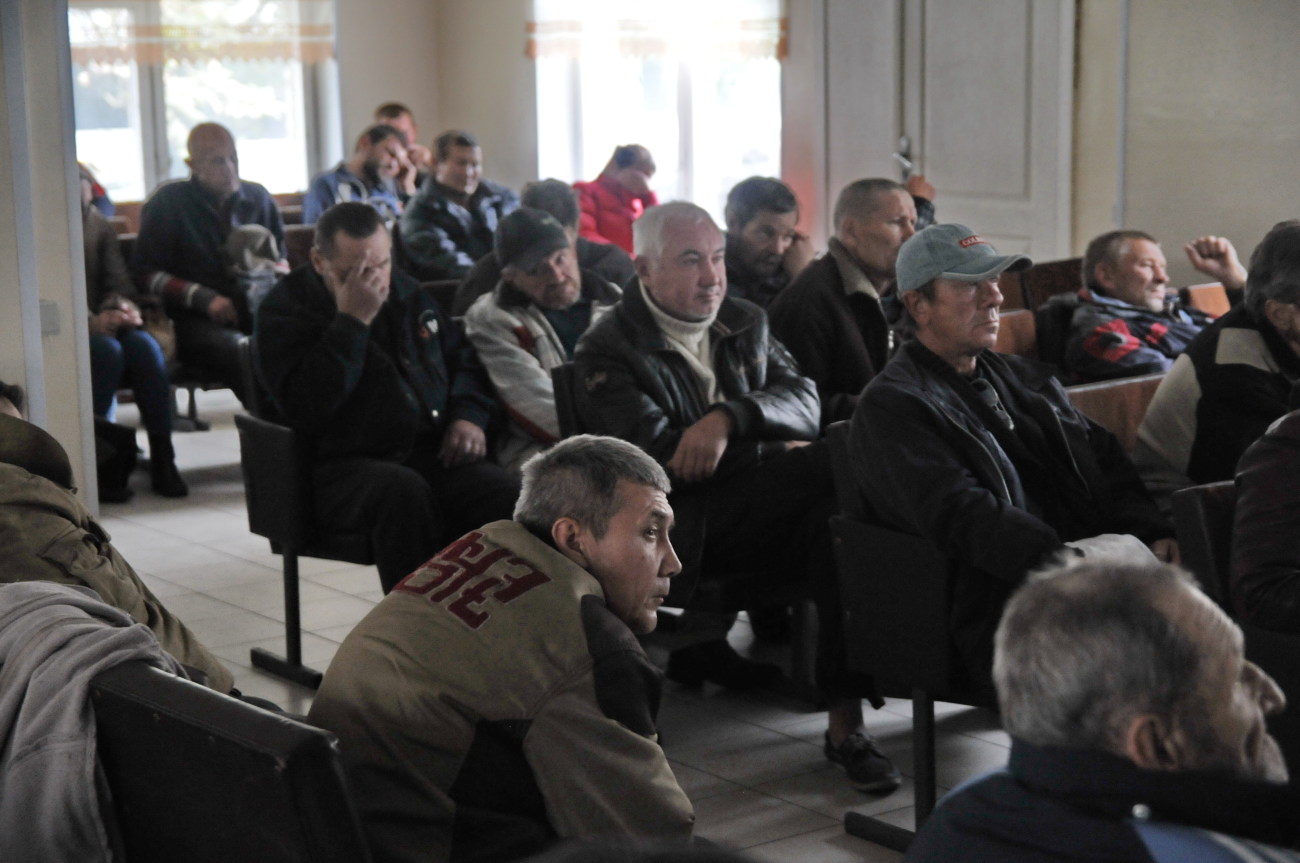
[981,279,1003,307]
[1248,661,1286,716]
[662,541,683,579]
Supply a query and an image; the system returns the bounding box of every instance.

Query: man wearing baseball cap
[848,223,1176,696]
[465,206,622,472]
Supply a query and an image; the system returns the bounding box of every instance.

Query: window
[69,0,337,202]
[530,0,786,223]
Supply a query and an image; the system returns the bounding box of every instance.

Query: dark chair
[1019,256,1083,311]
[92,660,371,863]
[1170,480,1300,778]
[283,223,316,271]
[993,308,1037,358]
[825,420,994,852]
[1033,291,1079,372]
[235,338,374,689]
[1065,372,1165,455]
[1180,281,1231,317]
[551,362,820,699]
[421,279,461,319]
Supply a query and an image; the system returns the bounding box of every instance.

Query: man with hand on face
[851,223,1176,697]
[722,176,815,308]
[905,559,1296,863]
[465,207,621,473]
[303,123,415,224]
[256,202,519,593]
[768,177,933,426]
[374,101,434,183]
[307,435,695,863]
[574,202,903,794]
[399,129,519,280]
[1061,230,1245,381]
[132,122,286,402]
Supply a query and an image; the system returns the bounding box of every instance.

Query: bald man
[132,122,286,402]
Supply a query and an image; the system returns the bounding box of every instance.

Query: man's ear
[1093,261,1117,294]
[902,288,928,325]
[1123,713,1187,770]
[309,247,327,279]
[1264,298,1295,335]
[633,255,652,285]
[551,517,590,569]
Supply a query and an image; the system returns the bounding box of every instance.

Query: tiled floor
[101,390,1010,862]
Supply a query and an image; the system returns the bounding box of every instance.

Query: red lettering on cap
[959,235,986,248]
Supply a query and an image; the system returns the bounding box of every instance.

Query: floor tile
[690,788,838,848]
[745,824,904,863]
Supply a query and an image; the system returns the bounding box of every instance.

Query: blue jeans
[90,328,172,438]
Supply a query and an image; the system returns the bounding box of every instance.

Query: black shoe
[665,640,783,690]
[150,460,189,497]
[747,605,792,643]
[824,730,902,793]
[99,484,134,504]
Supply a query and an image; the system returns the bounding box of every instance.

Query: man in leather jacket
[851,223,1175,696]
[574,202,902,794]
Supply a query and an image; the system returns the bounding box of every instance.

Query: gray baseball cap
[495,207,569,272]
[896,223,1031,294]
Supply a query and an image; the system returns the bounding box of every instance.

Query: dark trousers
[675,439,869,700]
[174,314,247,405]
[313,451,521,593]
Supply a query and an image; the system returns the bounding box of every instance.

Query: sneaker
[665,640,783,690]
[150,460,189,498]
[824,730,902,793]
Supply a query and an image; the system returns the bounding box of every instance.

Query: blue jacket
[302,162,404,225]
[398,177,518,280]
[1065,287,1212,381]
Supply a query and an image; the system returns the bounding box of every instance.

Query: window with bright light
[69,0,336,202]
[531,0,785,223]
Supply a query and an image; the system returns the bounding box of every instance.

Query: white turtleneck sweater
[643,289,722,406]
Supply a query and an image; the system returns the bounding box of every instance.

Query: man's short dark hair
[374,102,412,122]
[435,130,479,162]
[832,178,907,232]
[1245,219,1300,322]
[522,179,581,231]
[724,177,798,232]
[313,202,384,258]
[0,379,24,413]
[359,123,407,150]
[1082,229,1157,294]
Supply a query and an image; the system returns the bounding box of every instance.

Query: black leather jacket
[572,279,820,483]
[1233,409,1300,630]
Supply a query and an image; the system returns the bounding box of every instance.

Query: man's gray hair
[832,178,907,234]
[633,201,717,262]
[1245,219,1300,322]
[514,435,671,538]
[994,558,1204,754]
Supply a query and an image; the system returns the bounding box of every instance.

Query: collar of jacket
[828,236,888,300]
[1008,739,1300,847]
[1238,303,1300,380]
[618,278,759,352]
[1078,285,1184,318]
[493,268,621,311]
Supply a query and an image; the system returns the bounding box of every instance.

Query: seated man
[307,435,695,863]
[575,201,901,793]
[768,177,932,427]
[0,395,232,692]
[398,129,519,280]
[302,123,414,224]
[465,207,621,473]
[906,558,1294,863]
[722,176,815,308]
[132,122,286,401]
[1135,220,1300,507]
[256,202,519,592]
[374,101,433,181]
[851,223,1175,694]
[453,179,634,316]
[1062,230,1244,381]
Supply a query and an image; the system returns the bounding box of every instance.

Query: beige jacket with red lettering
[307,520,693,863]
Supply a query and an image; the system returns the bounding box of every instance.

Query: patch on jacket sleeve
[395,531,552,630]
[449,718,553,861]
[580,594,660,737]
[582,370,608,393]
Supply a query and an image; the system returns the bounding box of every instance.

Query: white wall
[1,0,96,500]
[335,0,441,151]
[433,0,538,192]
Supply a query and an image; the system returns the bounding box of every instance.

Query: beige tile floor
[101,390,1010,861]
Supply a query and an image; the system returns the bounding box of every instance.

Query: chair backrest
[994,308,1037,358]
[551,362,584,438]
[1170,480,1236,607]
[1020,256,1083,311]
[1065,372,1165,454]
[825,422,964,696]
[1033,291,1079,370]
[283,223,316,270]
[1181,281,1231,318]
[421,280,460,319]
[235,412,315,548]
[236,335,283,423]
[92,661,372,863]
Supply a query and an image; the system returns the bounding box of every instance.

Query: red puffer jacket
[574,175,657,254]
